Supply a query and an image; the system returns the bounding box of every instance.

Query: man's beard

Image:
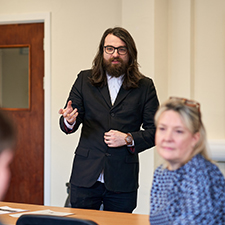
[103,57,128,77]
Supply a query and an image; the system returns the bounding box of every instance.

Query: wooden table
[0,202,150,225]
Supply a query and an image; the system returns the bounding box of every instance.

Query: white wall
[153,0,225,177]
[194,0,225,139]
[121,0,155,215]
[0,0,156,215]
[0,0,225,215]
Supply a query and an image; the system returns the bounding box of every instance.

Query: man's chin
[104,60,127,77]
[106,68,124,77]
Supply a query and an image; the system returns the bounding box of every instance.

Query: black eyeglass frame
[104,45,128,55]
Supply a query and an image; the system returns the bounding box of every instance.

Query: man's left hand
[104,130,127,147]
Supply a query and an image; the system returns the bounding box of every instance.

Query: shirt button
[105,153,111,157]
[111,113,115,117]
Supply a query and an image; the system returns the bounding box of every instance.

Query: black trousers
[70,182,137,213]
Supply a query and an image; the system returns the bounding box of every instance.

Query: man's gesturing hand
[58,100,78,125]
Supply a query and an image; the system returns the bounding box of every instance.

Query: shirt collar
[106,72,124,83]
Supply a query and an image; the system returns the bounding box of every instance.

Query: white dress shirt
[97,73,124,183]
[106,73,124,105]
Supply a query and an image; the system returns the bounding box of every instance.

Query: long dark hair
[90,27,143,89]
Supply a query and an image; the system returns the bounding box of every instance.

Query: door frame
[0,12,51,205]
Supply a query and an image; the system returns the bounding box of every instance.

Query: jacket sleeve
[59,71,85,135]
[130,78,159,153]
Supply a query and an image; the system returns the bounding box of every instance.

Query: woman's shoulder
[152,165,177,185]
[188,154,224,177]
[182,154,225,190]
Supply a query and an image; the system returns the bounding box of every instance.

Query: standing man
[59,27,159,213]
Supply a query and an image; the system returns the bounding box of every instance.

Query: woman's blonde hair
[154,97,211,163]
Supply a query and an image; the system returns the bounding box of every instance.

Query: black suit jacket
[60,70,159,192]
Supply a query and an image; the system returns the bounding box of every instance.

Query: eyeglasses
[104,45,128,55]
[169,97,200,112]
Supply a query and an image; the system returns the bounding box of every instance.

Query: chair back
[16,214,98,225]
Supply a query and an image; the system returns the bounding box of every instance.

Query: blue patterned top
[150,154,225,225]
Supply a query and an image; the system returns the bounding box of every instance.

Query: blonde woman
[150,97,225,224]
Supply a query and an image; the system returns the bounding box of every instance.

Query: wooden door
[0,23,44,204]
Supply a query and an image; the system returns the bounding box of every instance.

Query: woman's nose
[164,130,173,141]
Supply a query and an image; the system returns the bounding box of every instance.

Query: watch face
[126,135,133,144]
[126,136,132,142]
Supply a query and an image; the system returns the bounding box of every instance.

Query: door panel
[0,23,44,204]
[0,46,29,109]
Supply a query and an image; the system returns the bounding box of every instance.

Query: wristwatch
[125,133,133,145]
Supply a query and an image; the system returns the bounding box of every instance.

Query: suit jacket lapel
[112,86,132,108]
[97,84,112,108]
[97,84,132,109]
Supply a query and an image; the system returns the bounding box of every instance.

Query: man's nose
[112,49,120,57]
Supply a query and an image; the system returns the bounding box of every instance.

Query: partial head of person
[91,27,143,89]
[154,97,210,170]
[0,109,16,200]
